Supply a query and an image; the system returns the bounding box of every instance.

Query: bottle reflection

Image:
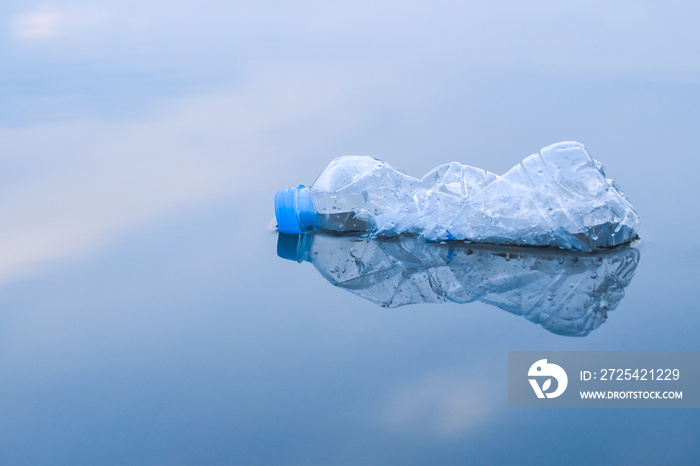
[277,233,640,337]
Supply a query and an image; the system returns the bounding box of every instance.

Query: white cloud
[8,1,700,79]
[0,64,373,283]
[380,372,499,437]
[12,9,65,39]
[11,8,106,40]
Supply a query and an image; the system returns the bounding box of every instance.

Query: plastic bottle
[274,141,640,251]
[277,232,640,336]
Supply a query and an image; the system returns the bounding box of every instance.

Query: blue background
[1,1,698,464]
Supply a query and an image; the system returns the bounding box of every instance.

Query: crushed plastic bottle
[275,142,639,251]
[277,232,640,336]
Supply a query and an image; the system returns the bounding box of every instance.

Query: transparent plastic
[278,233,640,336]
[275,141,640,252]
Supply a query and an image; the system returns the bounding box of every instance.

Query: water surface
[1,1,699,464]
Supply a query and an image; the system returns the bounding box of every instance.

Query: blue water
[1,1,699,464]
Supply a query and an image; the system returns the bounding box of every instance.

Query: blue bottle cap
[274,185,316,234]
[276,233,313,262]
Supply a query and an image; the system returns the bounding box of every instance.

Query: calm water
[1,2,699,464]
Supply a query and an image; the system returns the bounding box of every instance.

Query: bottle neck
[296,187,315,231]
